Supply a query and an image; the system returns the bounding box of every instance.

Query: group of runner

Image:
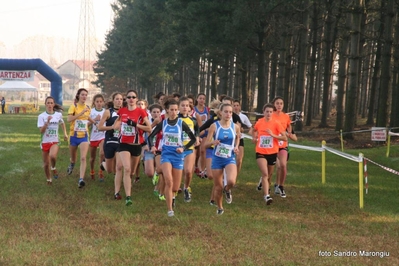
[37,89,296,216]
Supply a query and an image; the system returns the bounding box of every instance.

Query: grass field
[0,112,398,265]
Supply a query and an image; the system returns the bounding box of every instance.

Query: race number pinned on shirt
[259,135,273,148]
[74,120,88,132]
[113,129,120,138]
[164,132,180,147]
[46,128,58,138]
[121,123,136,136]
[215,143,233,158]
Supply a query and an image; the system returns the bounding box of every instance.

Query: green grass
[0,112,398,265]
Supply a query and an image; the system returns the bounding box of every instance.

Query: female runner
[252,103,287,205]
[37,96,68,184]
[205,103,240,215]
[113,90,151,206]
[98,92,124,199]
[67,88,96,188]
[89,94,105,181]
[147,98,196,217]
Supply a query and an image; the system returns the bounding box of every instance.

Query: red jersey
[272,112,291,148]
[253,118,284,155]
[118,107,148,144]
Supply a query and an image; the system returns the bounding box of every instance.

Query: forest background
[94,0,398,139]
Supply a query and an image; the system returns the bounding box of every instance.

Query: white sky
[0,0,114,49]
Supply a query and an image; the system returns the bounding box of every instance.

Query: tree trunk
[269,51,278,102]
[366,2,384,125]
[277,30,287,97]
[335,34,349,131]
[256,28,266,113]
[294,0,310,131]
[390,9,399,127]
[306,1,319,126]
[376,0,394,127]
[343,0,363,139]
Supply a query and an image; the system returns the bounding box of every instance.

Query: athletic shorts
[183,149,194,158]
[90,139,104,148]
[256,153,277,166]
[70,135,88,147]
[206,148,213,159]
[239,138,244,147]
[104,142,119,159]
[211,154,236,169]
[118,143,142,157]
[161,151,184,170]
[144,150,155,161]
[41,142,59,152]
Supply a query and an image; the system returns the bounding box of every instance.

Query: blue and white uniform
[211,120,236,169]
[147,117,196,170]
[160,119,184,169]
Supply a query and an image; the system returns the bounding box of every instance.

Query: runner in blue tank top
[147,98,196,217]
[205,103,240,215]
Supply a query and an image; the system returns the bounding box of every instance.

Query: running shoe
[52,169,58,179]
[199,170,208,179]
[125,196,132,206]
[184,188,192,203]
[265,195,273,205]
[47,179,52,185]
[216,209,224,215]
[209,200,216,206]
[152,173,159,185]
[224,187,232,204]
[159,194,166,201]
[67,163,74,175]
[257,176,262,191]
[167,210,175,217]
[114,192,122,200]
[279,185,286,198]
[78,178,85,188]
[90,171,95,180]
[134,177,140,183]
[274,184,280,195]
[153,190,159,197]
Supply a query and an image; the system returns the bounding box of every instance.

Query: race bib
[46,128,58,138]
[164,132,180,147]
[259,135,273,148]
[74,120,88,132]
[113,129,120,138]
[121,123,136,136]
[215,143,233,158]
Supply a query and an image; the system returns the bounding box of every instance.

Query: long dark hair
[105,92,123,109]
[45,96,63,112]
[75,88,88,103]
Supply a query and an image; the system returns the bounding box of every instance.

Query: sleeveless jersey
[213,120,236,158]
[104,107,120,144]
[90,108,105,141]
[179,114,195,150]
[194,106,209,124]
[161,118,183,152]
